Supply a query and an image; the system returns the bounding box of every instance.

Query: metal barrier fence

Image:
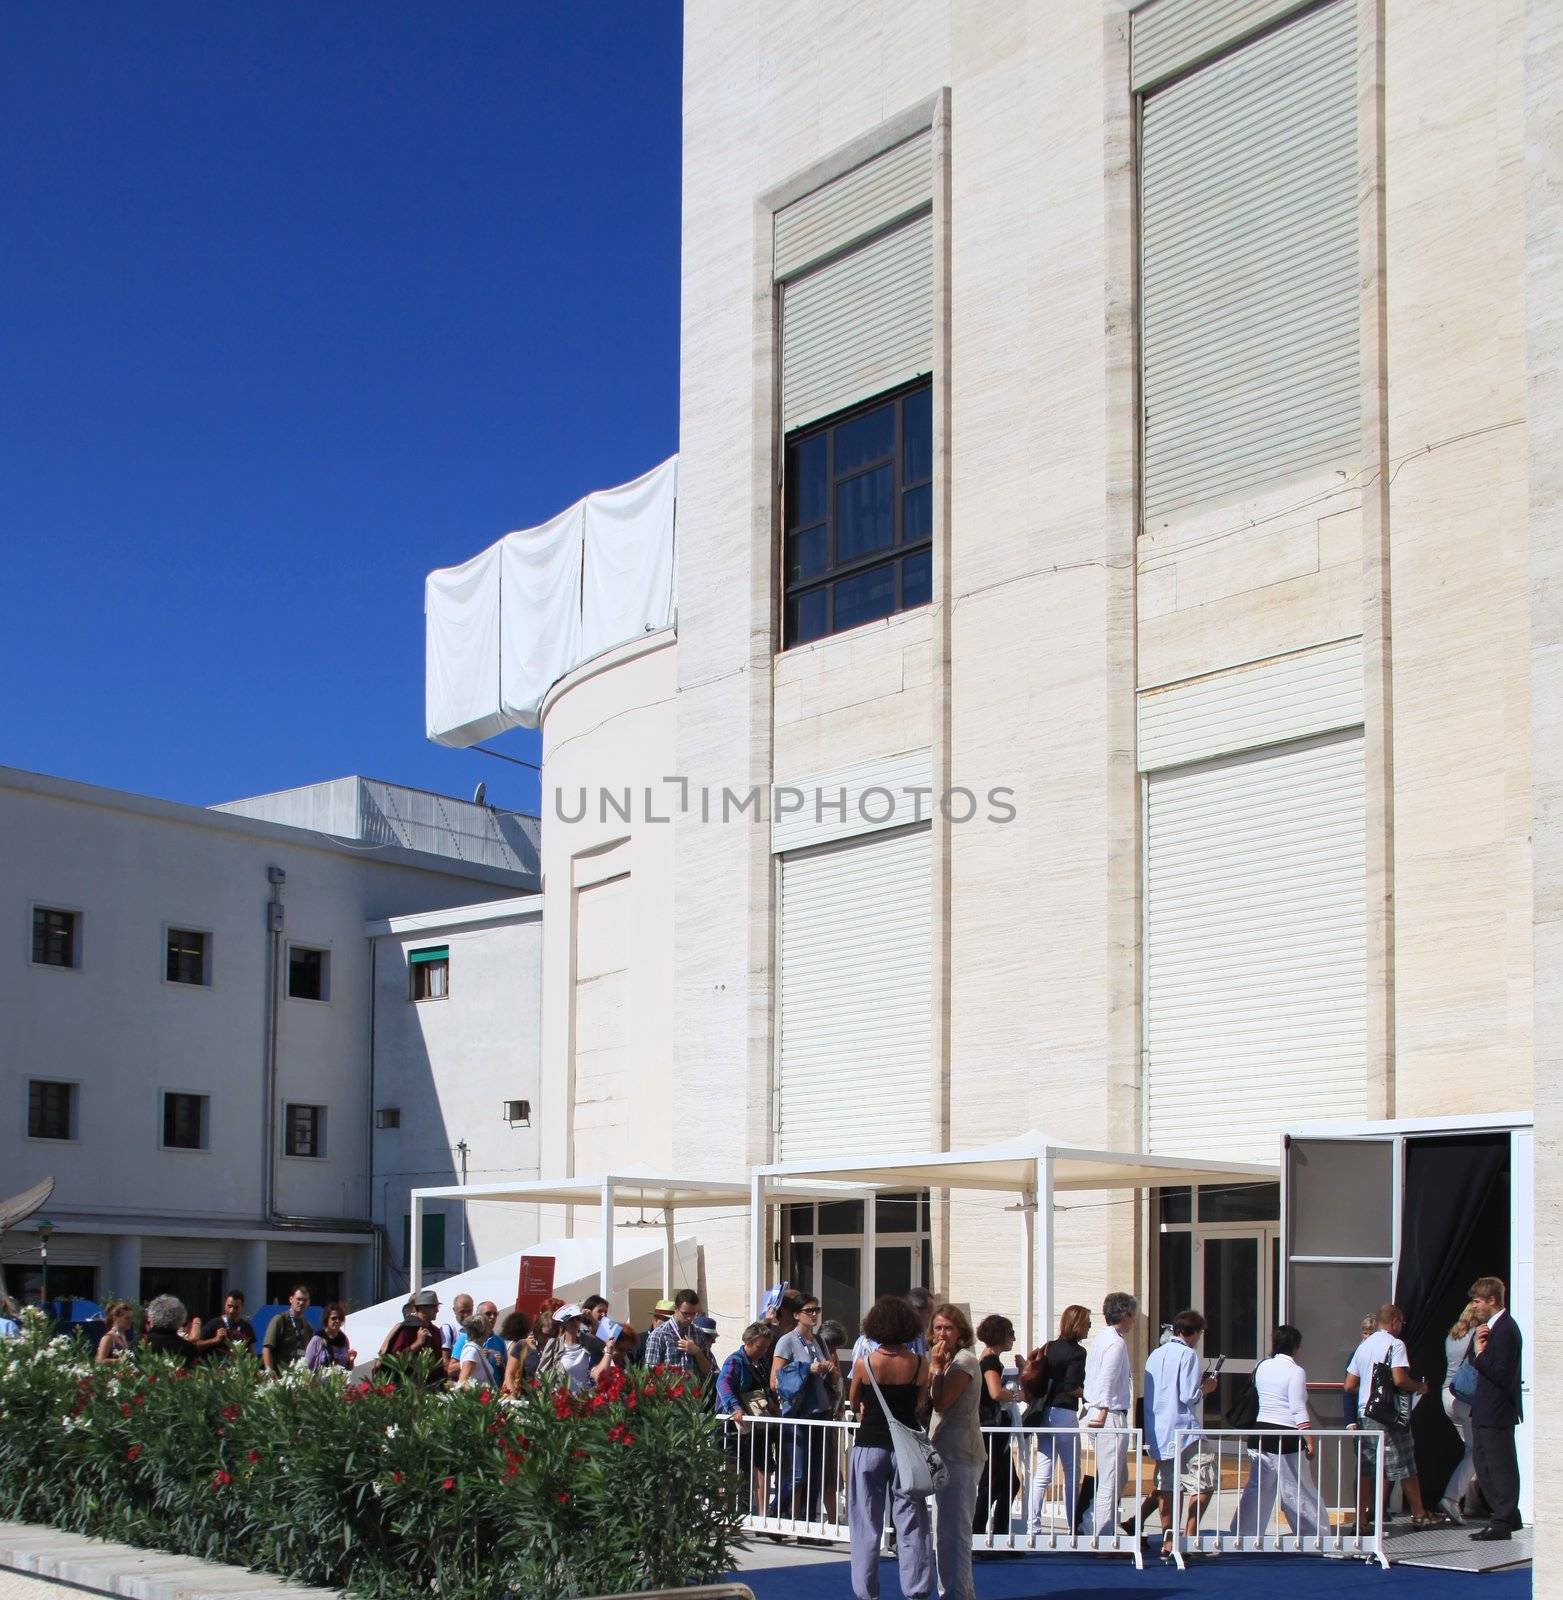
[1167,1427,1388,1570]
[723,1417,1146,1567]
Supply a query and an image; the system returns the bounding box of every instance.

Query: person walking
[971,1315,1019,1537]
[1441,1300,1482,1521]
[498,1310,532,1395]
[718,1322,777,1519]
[1023,1305,1090,1535]
[141,1295,199,1368]
[1143,1309,1217,1558]
[927,1304,984,1600]
[1467,1276,1524,1542]
[457,1312,500,1387]
[1344,1303,1440,1528]
[261,1285,313,1375]
[644,1289,714,1382]
[195,1291,256,1360]
[771,1295,833,1518]
[304,1303,356,1374]
[847,1295,934,1600]
[1227,1325,1322,1544]
[1083,1291,1137,1537]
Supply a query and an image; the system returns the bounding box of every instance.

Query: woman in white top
[1228,1325,1322,1542]
[1440,1301,1481,1521]
[457,1313,499,1388]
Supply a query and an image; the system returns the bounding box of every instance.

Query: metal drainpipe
[263,867,286,1222]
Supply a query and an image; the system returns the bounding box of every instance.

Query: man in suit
[1467,1275,1523,1541]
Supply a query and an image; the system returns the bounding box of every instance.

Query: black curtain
[1393,1134,1509,1503]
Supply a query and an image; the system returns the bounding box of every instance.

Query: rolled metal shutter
[781,212,933,432]
[268,1242,350,1273]
[1132,0,1317,92]
[778,826,932,1159]
[1139,0,1358,522]
[1145,731,1366,1163]
[142,1237,226,1268]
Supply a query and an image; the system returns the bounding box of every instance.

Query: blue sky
[0,2,683,819]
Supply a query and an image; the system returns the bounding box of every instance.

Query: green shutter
[408,945,449,965]
[403,1212,447,1273]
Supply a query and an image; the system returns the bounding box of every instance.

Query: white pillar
[1021,1191,1037,1352]
[750,1172,768,1320]
[864,1189,878,1323]
[227,1238,267,1311]
[107,1234,143,1304]
[1038,1154,1056,1339]
[409,1192,424,1293]
[599,1179,615,1302]
[663,1211,676,1298]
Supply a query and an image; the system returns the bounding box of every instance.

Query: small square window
[32,908,78,969]
[162,1091,208,1150]
[409,945,449,1002]
[28,1080,75,1140]
[288,946,329,1001]
[285,1102,325,1158]
[166,928,209,986]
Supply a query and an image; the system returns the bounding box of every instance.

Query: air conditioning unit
[503,1100,531,1127]
[375,1107,401,1130]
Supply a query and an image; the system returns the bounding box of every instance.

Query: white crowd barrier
[722,1417,1146,1568]
[1167,1427,1389,1570]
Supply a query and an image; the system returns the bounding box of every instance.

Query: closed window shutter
[1139,0,1358,522]
[778,827,931,1159]
[1145,731,1367,1163]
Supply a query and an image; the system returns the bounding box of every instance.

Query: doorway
[782,1193,931,1337]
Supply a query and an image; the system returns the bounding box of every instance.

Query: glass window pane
[902,482,931,544]
[876,1194,918,1233]
[833,563,896,632]
[833,403,894,474]
[901,549,931,610]
[783,1202,814,1236]
[786,433,827,528]
[817,1200,864,1235]
[787,588,828,646]
[1159,1187,1192,1224]
[902,386,932,484]
[1204,1236,1260,1360]
[1288,1261,1394,1404]
[1198,1183,1280,1223]
[835,465,894,561]
[1288,1140,1393,1258]
[1158,1230,1191,1331]
[788,524,827,582]
[787,1241,816,1299]
[875,1246,912,1301]
[820,1246,862,1338]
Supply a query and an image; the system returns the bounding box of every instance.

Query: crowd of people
[2,1265,1525,1592]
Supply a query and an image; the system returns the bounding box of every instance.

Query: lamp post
[35,1217,54,1306]
[454,1141,470,1274]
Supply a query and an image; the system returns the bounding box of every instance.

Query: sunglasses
[799,1305,821,1315]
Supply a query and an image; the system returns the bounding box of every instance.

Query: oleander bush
[0,1309,739,1599]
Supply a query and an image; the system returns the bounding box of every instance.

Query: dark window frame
[162,1090,208,1151]
[782,378,933,648]
[28,1079,75,1140]
[287,945,329,1002]
[31,907,79,969]
[408,947,450,1003]
[165,927,209,987]
[284,1101,325,1159]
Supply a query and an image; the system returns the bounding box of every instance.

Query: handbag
[1450,1356,1479,1404]
[1363,1360,1407,1429]
[863,1351,949,1496]
[1225,1378,1261,1430]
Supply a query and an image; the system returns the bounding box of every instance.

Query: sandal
[1411,1512,1451,1529]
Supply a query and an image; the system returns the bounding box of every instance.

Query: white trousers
[1227,1446,1323,1542]
[1027,1410,1083,1533]
[1443,1392,1476,1508]
[1087,1412,1128,1535]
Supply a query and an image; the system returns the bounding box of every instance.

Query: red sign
[515,1255,555,1318]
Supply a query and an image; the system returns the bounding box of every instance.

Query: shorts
[1362,1419,1416,1483]
[1152,1440,1196,1493]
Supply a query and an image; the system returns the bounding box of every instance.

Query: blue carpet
[735,1551,1531,1600]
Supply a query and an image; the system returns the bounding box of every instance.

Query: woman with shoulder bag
[848,1295,935,1600]
[971,1315,1019,1536]
[1440,1301,1481,1521]
[1023,1305,1091,1535]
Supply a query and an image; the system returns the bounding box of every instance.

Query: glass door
[1201,1231,1268,1419]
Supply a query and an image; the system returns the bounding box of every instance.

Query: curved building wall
[537,631,678,1213]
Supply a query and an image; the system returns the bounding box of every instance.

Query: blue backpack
[775,1359,814,1417]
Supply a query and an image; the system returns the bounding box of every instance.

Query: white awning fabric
[425,455,677,746]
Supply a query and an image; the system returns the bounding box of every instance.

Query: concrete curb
[0,1521,342,1600]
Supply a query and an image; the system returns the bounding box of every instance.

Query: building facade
[0,765,536,1314]
[522,0,1550,1378]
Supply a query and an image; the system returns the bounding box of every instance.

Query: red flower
[392,1471,403,1485]
[211,1471,232,1489]
[126,1445,142,1462]
[478,1388,492,1405]
[246,1451,259,1464]
[670,1385,685,1399]
[556,1493,568,1504]
[221,1404,241,1421]
[505,1464,517,1478]
[619,1432,635,1446]
[441,1477,455,1492]
[120,1403,131,1417]
[132,1395,144,1407]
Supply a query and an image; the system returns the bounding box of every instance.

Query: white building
[0,765,537,1314]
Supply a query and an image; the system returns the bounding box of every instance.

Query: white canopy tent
[751,1133,1278,1348]
[409,1165,750,1302]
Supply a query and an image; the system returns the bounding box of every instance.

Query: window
[402,1212,447,1276]
[31,907,78,969]
[28,1080,75,1140]
[782,380,932,647]
[165,928,209,986]
[162,1091,208,1150]
[288,945,329,1001]
[409,945,449,1002]
[284,1102,325,1158]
